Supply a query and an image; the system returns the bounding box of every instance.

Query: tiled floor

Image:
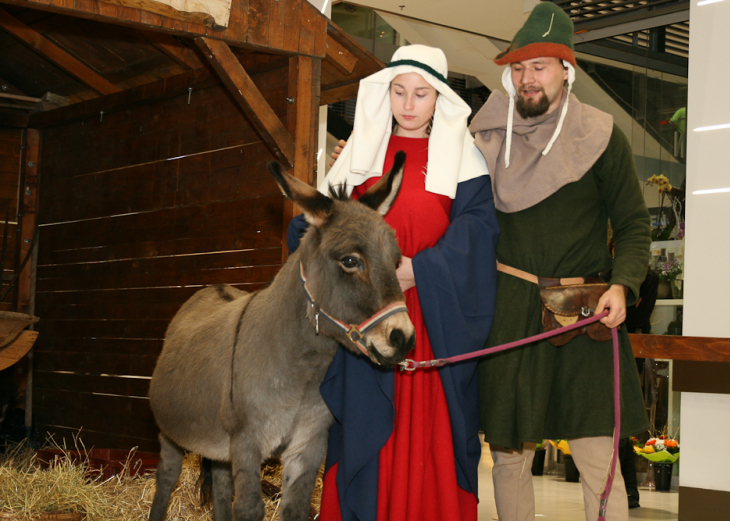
[477,443,679,520]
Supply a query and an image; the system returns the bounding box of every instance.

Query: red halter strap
[299,261,409,361]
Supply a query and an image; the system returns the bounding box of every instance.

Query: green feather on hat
[495,2,576,67]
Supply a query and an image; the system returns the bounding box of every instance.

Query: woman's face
[389,72,437,138]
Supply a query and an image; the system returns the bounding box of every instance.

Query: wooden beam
[320,82,360,106]
[142,30,206,70]
[282,55,320,263]
[325,33,357,75]
[0,102,33,110]
[0,7,121,96]
[629,333,730,362]
[16,128,39,316]
[0,76,28,97]
[0,109,29,128]
[287,55,320,186]
[195,36,295,168]
[0,0,328,58]
[27,67,215,129]
[0,92,42,103]
[326,18,384,70]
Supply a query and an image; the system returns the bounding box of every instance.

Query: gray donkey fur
[148,153,414,521]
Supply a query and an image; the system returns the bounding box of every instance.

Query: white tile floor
[477,443,679,521]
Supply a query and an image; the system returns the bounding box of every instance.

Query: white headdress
[320,44,489,199]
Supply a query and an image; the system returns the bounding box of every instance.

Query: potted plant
[633,435,680,491]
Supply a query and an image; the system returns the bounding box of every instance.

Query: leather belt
[496,261,585,286]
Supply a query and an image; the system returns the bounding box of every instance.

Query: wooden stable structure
[0,0,382,451]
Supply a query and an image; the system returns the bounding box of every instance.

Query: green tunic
[478,125,650,450]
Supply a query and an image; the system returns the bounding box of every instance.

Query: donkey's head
[269,153,415,366]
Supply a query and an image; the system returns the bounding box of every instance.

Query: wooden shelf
[655,299,683,306]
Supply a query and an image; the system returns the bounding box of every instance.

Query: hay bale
[0,441,323,520]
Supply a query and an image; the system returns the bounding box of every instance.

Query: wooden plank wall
[33,64,290,452]
[0,128,20,312]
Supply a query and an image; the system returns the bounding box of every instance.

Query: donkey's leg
[279,426,328,521]
[230,434,265,521]
[210,460,233,521]
[149,434,184,521]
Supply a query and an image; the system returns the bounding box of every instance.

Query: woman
[289,45,499,521]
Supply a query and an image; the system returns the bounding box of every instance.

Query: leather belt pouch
[538,276,612,347]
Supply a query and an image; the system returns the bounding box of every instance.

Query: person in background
[621,267,660,509]
[468,3,651,521]
[289,44,499,521]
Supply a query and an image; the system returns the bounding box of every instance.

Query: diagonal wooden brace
[0,7,120,96]
[195,37,295,169]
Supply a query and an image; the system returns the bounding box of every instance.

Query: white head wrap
[500,60,576,168]
[320,44,489,199]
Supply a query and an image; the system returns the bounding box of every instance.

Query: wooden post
[282,55,321,263]
[17,128,40,436]
[17,129,39,316]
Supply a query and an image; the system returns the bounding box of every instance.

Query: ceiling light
[693,123,730,132]
[692,187,730,194]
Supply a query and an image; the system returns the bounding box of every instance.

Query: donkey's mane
[328,183,350,202]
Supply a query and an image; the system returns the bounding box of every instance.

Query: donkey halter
[299,261,408,363]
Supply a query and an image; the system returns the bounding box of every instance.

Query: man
[469,3,650,521]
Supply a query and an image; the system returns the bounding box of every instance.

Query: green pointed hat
[495,2,576,67]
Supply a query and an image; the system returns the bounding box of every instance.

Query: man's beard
[515,88,550,118]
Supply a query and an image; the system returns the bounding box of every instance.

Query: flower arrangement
[657,259,683,282]
[646,174,685,241]
[633,435,680,463]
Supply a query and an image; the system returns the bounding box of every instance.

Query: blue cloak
[287,174,499,521]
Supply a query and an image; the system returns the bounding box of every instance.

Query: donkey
[148,152,415,521]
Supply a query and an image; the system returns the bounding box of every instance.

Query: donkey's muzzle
[390,328,415,359]
[368,313,415,366]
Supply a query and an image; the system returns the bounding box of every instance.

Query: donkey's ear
[357,151,406,216]
[268,162,333,227]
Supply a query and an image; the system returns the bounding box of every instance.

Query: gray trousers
[490,436,629,521]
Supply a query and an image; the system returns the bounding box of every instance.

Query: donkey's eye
[339,255,362,272]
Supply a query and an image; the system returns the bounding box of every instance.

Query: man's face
[510,57,569,119]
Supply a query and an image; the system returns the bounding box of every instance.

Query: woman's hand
[329,139,348,167]
[396,256,416,292]
[595,284,628,328]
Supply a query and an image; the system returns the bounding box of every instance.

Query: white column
[681,0,730,493]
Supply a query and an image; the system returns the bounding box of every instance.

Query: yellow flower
[646,174,673,193]
[549,439,571,455]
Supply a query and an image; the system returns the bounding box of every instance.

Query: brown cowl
[469,90,613,213]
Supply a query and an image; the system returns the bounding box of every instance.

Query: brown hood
[469,90,613,213]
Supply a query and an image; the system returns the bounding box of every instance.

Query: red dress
[319,135,478,521]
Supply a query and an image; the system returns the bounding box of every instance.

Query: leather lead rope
[400,311,620,521]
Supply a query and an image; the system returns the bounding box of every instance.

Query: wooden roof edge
[0,0,328,58]
[326,19,385,70]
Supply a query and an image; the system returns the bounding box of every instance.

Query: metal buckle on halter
[347,325,364,343]
[399,359,417,371]
[581,306,593,317]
